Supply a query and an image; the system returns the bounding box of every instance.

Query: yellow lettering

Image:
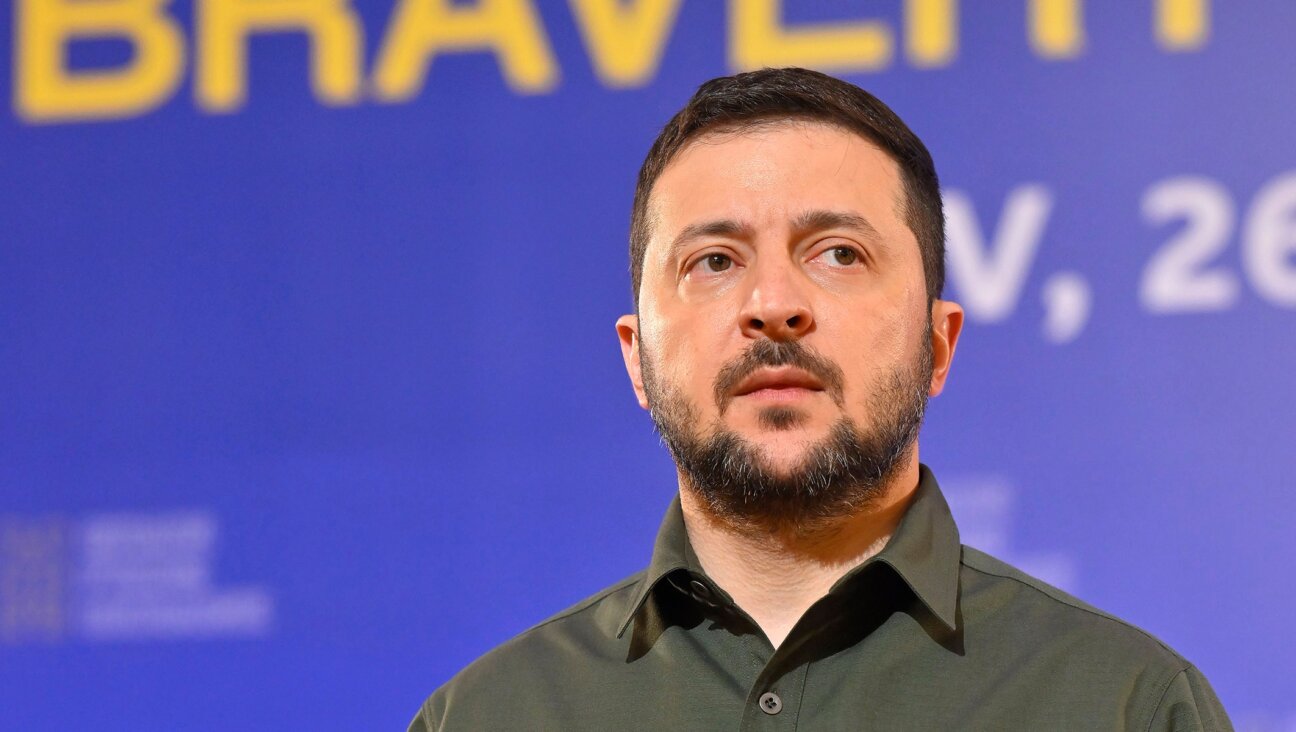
[15,0,184,123]
[569,0,682,87]
[372,0,557,100]
[730,0,892,73]
[196,0,363,112]
[906,0,956,67]
[1156,0,1208,50]
[1029,0,1084,58]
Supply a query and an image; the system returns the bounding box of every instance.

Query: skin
[616,121,964,649]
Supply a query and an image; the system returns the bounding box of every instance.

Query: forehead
[645,120,910,252]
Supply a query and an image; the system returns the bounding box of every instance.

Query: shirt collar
[616,464,961,638]
[616,495,693,638]
[858,463,961,632]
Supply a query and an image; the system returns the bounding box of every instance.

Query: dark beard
[641,334,932,535]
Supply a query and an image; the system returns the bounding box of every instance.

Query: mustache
[713,340,846,412]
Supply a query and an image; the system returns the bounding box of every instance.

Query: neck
[679,456,921,650]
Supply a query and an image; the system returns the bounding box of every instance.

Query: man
[408,68,1231,730]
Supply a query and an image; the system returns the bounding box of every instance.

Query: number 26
[1141,172,1296,312]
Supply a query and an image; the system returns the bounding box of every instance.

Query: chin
[747,435,819,471]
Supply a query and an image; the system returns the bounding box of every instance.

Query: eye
[830,247,858,265]
[815,246,863,267]
[694,253,733,273]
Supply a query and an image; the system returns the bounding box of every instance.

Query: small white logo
[1,511,273,643]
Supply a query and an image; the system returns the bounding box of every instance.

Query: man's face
[618,121,960,528]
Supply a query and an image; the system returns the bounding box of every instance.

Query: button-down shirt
[408,465,1231,730]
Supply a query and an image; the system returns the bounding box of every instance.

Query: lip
[733,367,825,399]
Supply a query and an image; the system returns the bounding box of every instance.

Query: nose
[738,259,814,341]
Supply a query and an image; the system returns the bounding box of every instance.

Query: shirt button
[688,579,713,600]
[758,692,782,715]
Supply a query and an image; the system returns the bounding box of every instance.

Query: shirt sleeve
[1146,666,1234,732]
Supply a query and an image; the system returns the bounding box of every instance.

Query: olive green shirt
[409,465,1231,730]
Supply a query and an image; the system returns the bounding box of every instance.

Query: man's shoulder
[957,546,1233,729]
[440,569,643,685]
[960,544,1191,671]
[408,571,644,732]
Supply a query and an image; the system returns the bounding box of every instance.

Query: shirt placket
[738,655,808,731]
[670,571,812,731]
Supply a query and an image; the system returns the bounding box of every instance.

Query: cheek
[829,309,915,394]
[659,315,734,402]
[644,314,713,389]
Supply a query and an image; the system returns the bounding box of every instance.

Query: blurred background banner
[2,1,1292,729]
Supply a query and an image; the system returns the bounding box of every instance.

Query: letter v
[569,0,683,87]
[943,185,1053,322]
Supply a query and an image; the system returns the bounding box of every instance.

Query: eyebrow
[667,209,885,261]
[667,219,755,261]
[790,209,885,245]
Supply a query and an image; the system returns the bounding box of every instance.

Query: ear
[928,299,964,397]
[616,314,650,410]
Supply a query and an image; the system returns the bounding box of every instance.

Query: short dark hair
[629,67,945,306]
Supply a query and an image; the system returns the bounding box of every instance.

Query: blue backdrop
[2,1,1293,730]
